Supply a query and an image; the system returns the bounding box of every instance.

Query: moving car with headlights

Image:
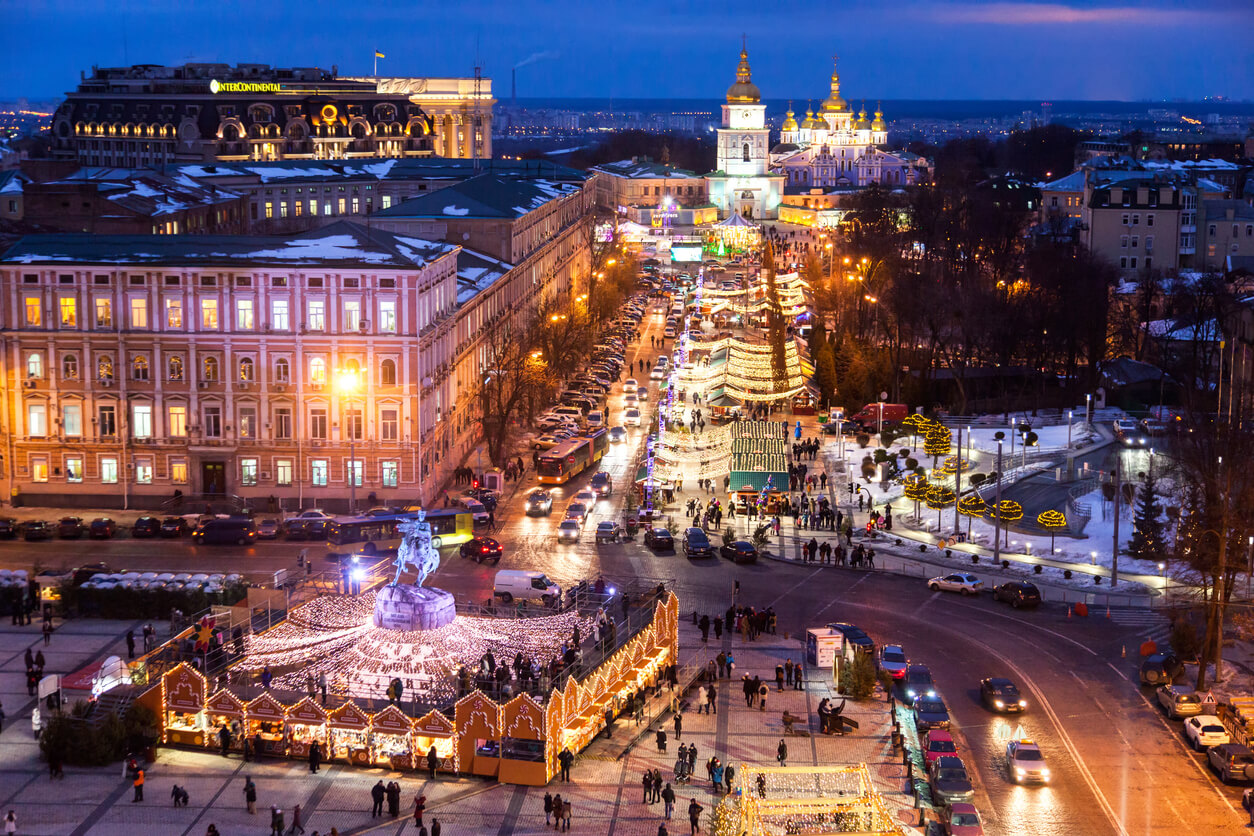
[1157,684,1203,719]
[624,407,642,426]
[493,569,560,605]
[719,540,758,564]
[590,472,614,497]
[924,730,959,767]
[905,664,936,700]
[928,573,983,595]
[644,527,675,552]
[913,695,950,731]
[878,645,908,681]
[993,581,1041,608]
[980,677,1026,713]
[459,537,503,564]
[557,519,582,543]
[595,521,623,544]
[1006,739,1051,784]
[941,802,985,836]
[1184,715,1231,750]
[608,426,627,443]
[525,490,553,516]
[564,502,590,524]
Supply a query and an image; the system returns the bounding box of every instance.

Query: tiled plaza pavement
[0,618,922,835]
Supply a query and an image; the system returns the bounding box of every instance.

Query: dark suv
[682,528,715,558]
[57,517,85,539]
[994,581,1041,609]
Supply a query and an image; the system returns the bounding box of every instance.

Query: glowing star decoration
[193,616,216,652]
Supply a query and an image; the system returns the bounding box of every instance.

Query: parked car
[924,730,959,767]
[22,520,53,541]
[525,490,553,516]
[644,527,675,552]
[1140,652,1184,686]
[57,517,85,539]
[905,665,936,700]
[296,509,334,520]
[993,581,1041,608]
[132,516,161,538]
[590,472,614,497]
[930,761,975,806]
[1157,684,1203,719]
[88,518,116,539]
[192,517,258,546]
[0,517,18,539]
[719,540,758,564]
[160,517,190,538]
[459,537,503,564]
[1208,743,1254,783]
[682,528,715,558]
[941,802,985,836]
[878,645,908,681]
[1006,739,1051,784]
[928,573,983,595]
[826,622,875,654]
[913,695,950,731]
[1183,715,1231,750]
[980,677,1027,713]
[282,518,310,540]
[256,518,280,540]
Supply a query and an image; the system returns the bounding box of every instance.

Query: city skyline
[2,0,1252,103]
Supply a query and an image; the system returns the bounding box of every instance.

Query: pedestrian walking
[126,630,136,659]
[758,682,768,711]
[131,766,145,802]
[561,800,572,832]
[288,803,306,835]
[643,770,653,803]
[674,711,683,740]
[775,664,784,691]
[559,746,574,782]
[371,780,386,817]
[662,783,676,819]
[656,728,668,753]
[776,739,788,767]
[3,812,15,836]
[42,621,52,646]
[724,764,735,794]
[243,776,257,814]
[269,806,284,836]
[427,744,440,780]
[707,682,717,715]
[544,792,554,825]
[552,794,563,830]
[688,799,703,835]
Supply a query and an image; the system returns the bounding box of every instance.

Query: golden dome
[819,55,849,113]
[781,105,798,132]
[802,108,820,130]
[726,45,761,103]
[856,103,870,130]
[872,102,886,132]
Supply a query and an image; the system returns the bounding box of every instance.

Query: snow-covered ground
[966,421,1098,455]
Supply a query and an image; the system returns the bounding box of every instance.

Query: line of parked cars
[0,508,331,545]
[927,572,1043,609]
[1151,680,1254,785]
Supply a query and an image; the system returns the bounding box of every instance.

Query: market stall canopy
[206,689,245,719]
[329,701,371,731]
[163,663,206,713]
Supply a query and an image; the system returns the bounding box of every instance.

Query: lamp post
[1067,410,1073,449]
[336,368,362,516]
[992,435,1003,566]
[1085,393,1092,427]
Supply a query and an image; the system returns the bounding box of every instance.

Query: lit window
[66,456,83,483]
[236,299,254,330]
[203,356,219,381]
[62,354,79,380]
[97,355,114,382]
[24,296,41,326]
[307,300,325,330]
[168,406,187,437]
[201,299,219,329]
[63,404,82,436]
[165,298,183,328]
[275,459,293,486]
[382,461,399,488]
[26,352,43,379]
[311,459,328,487]
[101,457,118,483]
[264,202,273,219]
[27,403,48,436]
[271,299,289,330]
[168,355,184,381]
[131,404,152,438]
[344,300,361,331]
[129,297,148,329]
[348,459,363,487]
[59,297,77,327]
[95,298,112,328]
[239,407,257,439]
[239,357,255,381]
[30,456,48,483]
[135,457,153,484]
[241,458,258,486]
[310,357,327,385]
[379,300,396,333]
[171,458,188,483]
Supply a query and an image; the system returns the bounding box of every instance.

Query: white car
[1005,739,1050,784]
[557,519,581,543]
[297,509,333,520]
[1183,715,1230,750]
[624,407,642,426]
[586,410,605,429]
[623,378,639,390]
[928,573,983,595]
[650,367,667,380]
[573,489,599,508]
[624,392,639,406]
[608,426,627,443]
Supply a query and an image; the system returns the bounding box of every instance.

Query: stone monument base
[373,585,456,632]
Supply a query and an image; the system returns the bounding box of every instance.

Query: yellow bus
[324,510,474,561]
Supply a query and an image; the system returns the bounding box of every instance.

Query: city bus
[324,509,474,561]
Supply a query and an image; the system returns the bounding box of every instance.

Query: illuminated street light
[335,368,363,516]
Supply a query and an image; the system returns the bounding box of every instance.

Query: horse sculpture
[392,511,441,588]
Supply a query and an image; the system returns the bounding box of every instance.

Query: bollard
[903,748,911,767]
[1122,645,1126,658]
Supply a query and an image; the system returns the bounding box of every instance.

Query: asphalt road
[0,275,1246,834]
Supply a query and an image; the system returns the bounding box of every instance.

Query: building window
[1120,235,1128,249]
[129,297,148,329]
[274,408,292,439]
[171,458,188,483]
[382,461,399,488]
[1132,214,1139,225]
[1147,214,1154,227]
[346,408,363,441]
[310,408,328,439]
[135,458,153,484]
[66,456,83,482]
[307,300,325,330]
[309,199,317,216]
[344,300,361,331]
[131,355,150,381]
[1145,235,1154,251]
[380,358,397,385]
[63,354,79,380]
[24,296,41,327]
[203,406,222,438]
[352,197,360,213]
[201,299,219,329]
[98,405,116,436]
[95,298,112,328]
[236,299,254,330]
[239,407,257,439]
[381,408,399,441]
[311,459,328,487]
[59,297,77,327]
[97,355,114,382]
[241,458,258,486]
[101,456,118,483]
[131,404,152,438]
[26,352,43,379]
[338,198,346,215]
[1209,224,1217,237]
[310,357,327,385]
[168,355,184,381]
[382,195,392,209]
[239,357,255,381]
[1120,256,1128,268]
[348,459,363,487]
[274,358,290,382]
[27,403,48,436]
[203,356,219,381]
[1130,236,1138,249]
[165,298,183,328]
[323,202,331,216]
[264,202,273,219]
[63,403,82,436]
[276,459,293,486]
[271,299,289,331]
[30,456,48,483]
[379,300,396,333]
[168,405,187,437]
[1130,257,1137,269]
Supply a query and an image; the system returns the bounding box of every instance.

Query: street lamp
[335,368,363,516]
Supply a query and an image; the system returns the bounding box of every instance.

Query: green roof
[373,173,584,220]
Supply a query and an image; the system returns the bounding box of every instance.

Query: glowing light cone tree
[903,473,929,521]
[924,423,952,471]
[958,494,986,540]
[1036,509,1067,555]
[993,499,1023,548]
[926,484,956,530]
[902,413,929,451]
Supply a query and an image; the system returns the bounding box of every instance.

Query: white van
[452,495,490,525]
[493,569,561,605]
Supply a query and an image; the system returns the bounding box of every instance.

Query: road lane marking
[946,600,1099,657]
[813,573,872,618]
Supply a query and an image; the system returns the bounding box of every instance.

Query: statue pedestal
[373,585,456,632]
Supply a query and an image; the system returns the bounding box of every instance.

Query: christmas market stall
[500,693,549,785]
[704,211,761,255]
[205,688,246,752]
[244,692,288,756]
[161,663,207,747]
[412,708,458,773]
[328,701,372,765]
[362,704,410,769]
[285,698,328,759]
[455,690,502,778]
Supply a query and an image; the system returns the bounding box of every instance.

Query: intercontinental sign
[209,79,282,94]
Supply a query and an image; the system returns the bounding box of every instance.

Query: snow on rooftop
[443,205,470,216]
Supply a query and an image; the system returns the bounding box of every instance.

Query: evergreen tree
[1128,468,1165,562]
[814,344,838,407]
[763,241,789,390]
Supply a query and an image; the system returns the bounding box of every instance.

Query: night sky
[3,0,1252,102]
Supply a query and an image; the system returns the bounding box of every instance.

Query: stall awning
[729,470,787,492]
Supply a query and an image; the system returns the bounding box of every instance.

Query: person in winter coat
[661,783,676,819]
[656,728,668,752]
[243,776,257,814]
[776,739,788,767]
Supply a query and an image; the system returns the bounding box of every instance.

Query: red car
[924,729,959,767]
[942,802,984,835]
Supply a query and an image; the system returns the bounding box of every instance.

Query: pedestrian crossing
[1108,609,1172,645]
